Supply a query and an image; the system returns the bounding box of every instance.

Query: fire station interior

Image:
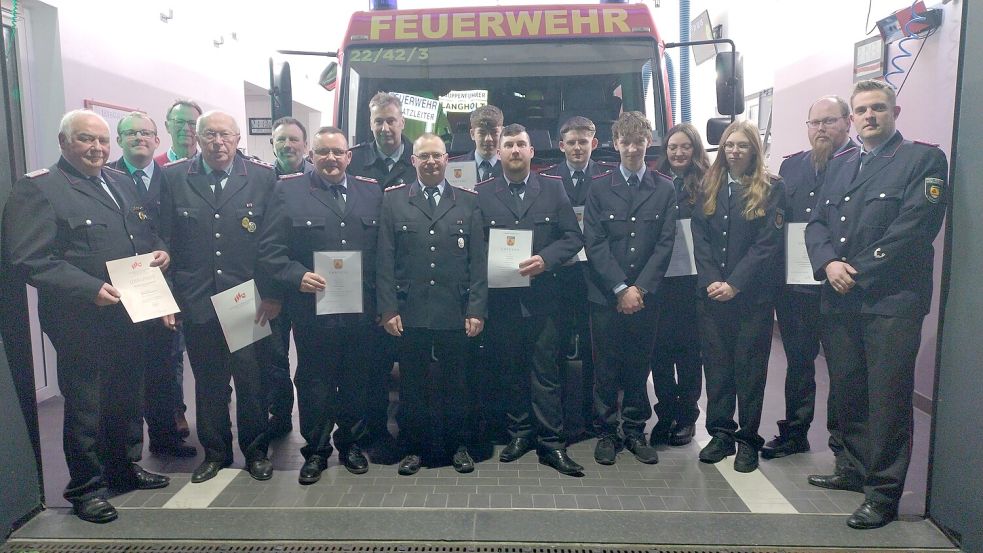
[1,1,982,552]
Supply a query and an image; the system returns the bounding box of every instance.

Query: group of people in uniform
[0,78,946,532]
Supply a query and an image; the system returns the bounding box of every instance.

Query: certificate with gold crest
[313,251,363,314]
[487,228,533,288]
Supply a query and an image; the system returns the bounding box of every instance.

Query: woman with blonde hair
[691,119,786,472]
[648,123,709,447]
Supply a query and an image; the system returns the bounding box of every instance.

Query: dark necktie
[133,169,148,201]
[424,186,440,213]
[479,160,493,181]
[210,169,226,203]
[89,176,123,210]
[509,181,525,213]
[673,175,684,198]
[572,170,585,189]
[627,174,640,205]
[331,184,347,212]
[385,158,395,173]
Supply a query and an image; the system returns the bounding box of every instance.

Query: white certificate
[446,161,478,190]
[786,222,819,285]
[665,218,697,277]
[105,253,180,323]
[210,280,272,352]
[573,206,587,262]
[313,251,363,315]
[488,228,533,288]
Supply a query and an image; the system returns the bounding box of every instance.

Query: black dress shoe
[808,473,863,492]
[342,444,369,475]
[626,434,659,464]
[191,460,231,483]
[247,457,274,481]
[298,454,328,485]
[539,449,584,475]
[398,454,422,476]
[149,439,198,458]
[808,474,864,493]
[73,496,118,524]
[593,434,622,465]
[452,447,475,474]
[733,443,759,473]
[499,437,534,462]
[761,434,810,460]
[847,500,897,529]
[108,463,170,491]
[668,423,696,446]
[699,436,736,463]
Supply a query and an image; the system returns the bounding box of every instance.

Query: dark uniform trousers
[539,161,609,435]
[650,178,703,431]
[584,169,677,439]
[805,132,947,507]
[160,153,278,464]
[107,158,185,448]
[350,140,416,439]
[376,181,487,460]
[693,177,786,450]
[2,159,165,501]
[477,173,584,450]
[257,169,382,459]
[775,146,854,452]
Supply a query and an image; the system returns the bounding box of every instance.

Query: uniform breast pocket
[361,216,380,243]
[862,192,902,229]
[292,216,325,243]
[66,216,109,252]
[600,210,628,235]
[175,207,200,234]
[396,221,418,245]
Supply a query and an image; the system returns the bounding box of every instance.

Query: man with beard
[477,124,585,475]
[763,96,855,462]
[259,127,379,481]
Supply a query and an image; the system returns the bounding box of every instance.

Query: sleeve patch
[925,177,944,203]
[774,207,785,229]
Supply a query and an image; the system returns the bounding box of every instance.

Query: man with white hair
[160,110,281,484]
[1,109,173,523]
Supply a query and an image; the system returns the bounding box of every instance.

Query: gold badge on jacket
[132,206,148,221]
[242,216,257,233]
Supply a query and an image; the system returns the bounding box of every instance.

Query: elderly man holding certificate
[258,127,381,482]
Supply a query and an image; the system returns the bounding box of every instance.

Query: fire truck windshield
[342,38,664,159]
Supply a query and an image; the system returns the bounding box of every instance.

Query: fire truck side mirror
[706,117,731,146]
[715,52,744,116]
[269,59,293,121]
[319,62,338,92]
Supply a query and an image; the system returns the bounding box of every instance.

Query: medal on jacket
[242,216,256,233]
[133,206,148,221]
[458,237,465,249]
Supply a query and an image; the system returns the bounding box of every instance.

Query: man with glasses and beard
[762,96,855,463]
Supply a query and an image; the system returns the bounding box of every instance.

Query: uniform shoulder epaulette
[246,157,274,169]
[452,185,478,194]
[103,165,125,175]
[539,172,563,180]
[475,177,496,186]
[384,183,406,192]
[353,175,378,184]
[783,150,806,159]
[25,168,49,179]
[163,157,188,167]
[597,161,618,168]
[653,169,672,181]
[767,172,782,184]
[349,142,371,151]
[539,162,559,173]
[278,172,305,180]
[913,140,940,148]
[833,146,858,159]
[592,170,613,180]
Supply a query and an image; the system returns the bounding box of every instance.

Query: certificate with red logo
[488,228,533,288]
[210,280,272,352]
[105,253,179,323]
[313,251,363,315]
